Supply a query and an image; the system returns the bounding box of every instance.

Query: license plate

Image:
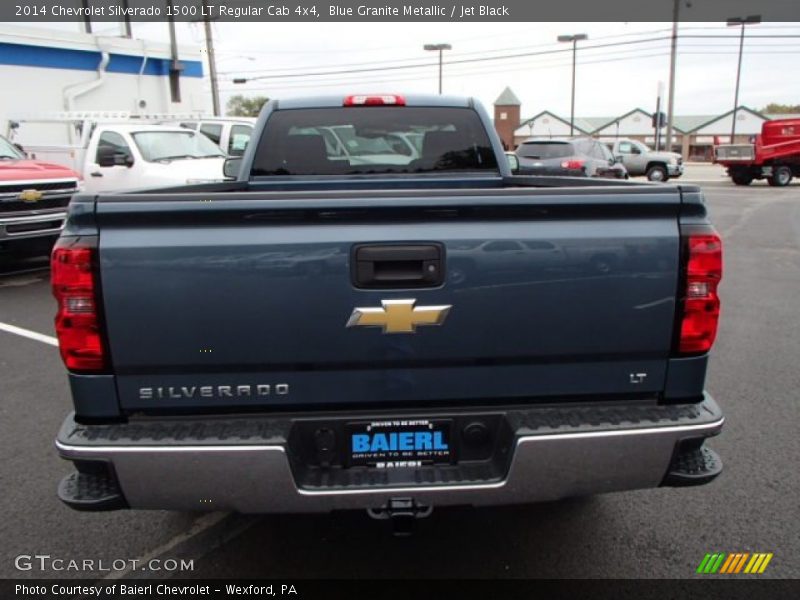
[347,418,454,468]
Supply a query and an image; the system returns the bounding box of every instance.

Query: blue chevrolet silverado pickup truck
[51,94,724,529]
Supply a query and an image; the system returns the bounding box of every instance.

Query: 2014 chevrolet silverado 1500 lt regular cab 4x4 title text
[51,94,724,528]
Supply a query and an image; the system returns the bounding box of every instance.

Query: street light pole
[558,34,587,136]
[423,43,452,94]
[727,15,760,143]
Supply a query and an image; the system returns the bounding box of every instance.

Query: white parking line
[0,321,58,347]
[103,511,231,580]
[3,321,247,580]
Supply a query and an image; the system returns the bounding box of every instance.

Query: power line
[215,23,798,66]
[223,36,675,81]
[219,42,674,84]
[220,45,799,92]
[220,43,800,88]
[220,33,800,83]
[216,24,547,56]
[216,27,681,73]
[218,51,675,93]
[219,45,673,87]
[221,34,679,76]
[218,42,800,94]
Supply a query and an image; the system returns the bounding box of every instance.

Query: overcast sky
[15,21,800,118]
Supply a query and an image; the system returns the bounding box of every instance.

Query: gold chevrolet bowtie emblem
[19,189,43,203]
[346,299,452,334]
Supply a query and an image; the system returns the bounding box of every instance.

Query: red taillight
[51,239,107,372]
[343,94,406,106]
[678,230,723,354]
[560,159,585,170]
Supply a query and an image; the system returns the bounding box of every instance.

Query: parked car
[0,134,81,255]
[10,122,227,194]
[514,138,628,179]
[176,117,256,157]
[715,118,799,186]
[608,138,683,182]
[295,125,422,166]
[51,94,724,530]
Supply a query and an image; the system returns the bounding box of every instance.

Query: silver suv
[514,138,628,179]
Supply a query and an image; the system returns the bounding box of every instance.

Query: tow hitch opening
[367,498,434,536]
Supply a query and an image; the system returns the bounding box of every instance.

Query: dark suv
[514,138,628,179]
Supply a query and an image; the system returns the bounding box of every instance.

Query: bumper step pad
[663,445,722,487]
[55,396,724,510]
[57,471,127,511]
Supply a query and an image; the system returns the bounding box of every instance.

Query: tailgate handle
[353,244,444,288]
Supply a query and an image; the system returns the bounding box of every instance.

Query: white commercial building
[498,87,797,161]
[0,25,207,144]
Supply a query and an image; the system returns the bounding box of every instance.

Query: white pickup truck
[608,138,684,182]
[9,119,227,194]
[171,117,256,157]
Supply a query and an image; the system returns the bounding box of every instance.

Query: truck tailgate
[95,189,681,411]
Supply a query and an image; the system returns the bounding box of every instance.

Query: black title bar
[2,579,800,600]
[4,0,799,22]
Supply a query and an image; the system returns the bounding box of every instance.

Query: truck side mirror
[505,152,519,173]
[97,146,133,168]
[96,146,116,167]
[614,155,624,162]
[223,157,243,179]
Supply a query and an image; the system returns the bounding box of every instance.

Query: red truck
[715,118,800,186]
[1,134,81,256]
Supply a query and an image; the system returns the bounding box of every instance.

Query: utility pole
[81,0,92,33]
[655,81,664,150]
[202,0,221,116]
[665,0,680,154]
[558,34,588,136]
[120,0,132,38]
[423,43,452,95]
[727,15,761,142]
[166,0,183,103]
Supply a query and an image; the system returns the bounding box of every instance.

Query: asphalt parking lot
[1,176,798,580]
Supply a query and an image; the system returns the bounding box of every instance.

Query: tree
[226,95,269,117]
[759,103,800,115]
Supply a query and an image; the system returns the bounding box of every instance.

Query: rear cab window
[250,107,498,176]
[199,123,223,145]
[516,142,572,159]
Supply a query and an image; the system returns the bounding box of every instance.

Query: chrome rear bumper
[56,395,723,513]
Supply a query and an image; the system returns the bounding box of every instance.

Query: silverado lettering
[138,384,289,400]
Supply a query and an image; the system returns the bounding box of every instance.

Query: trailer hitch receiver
[367,498,433,536]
